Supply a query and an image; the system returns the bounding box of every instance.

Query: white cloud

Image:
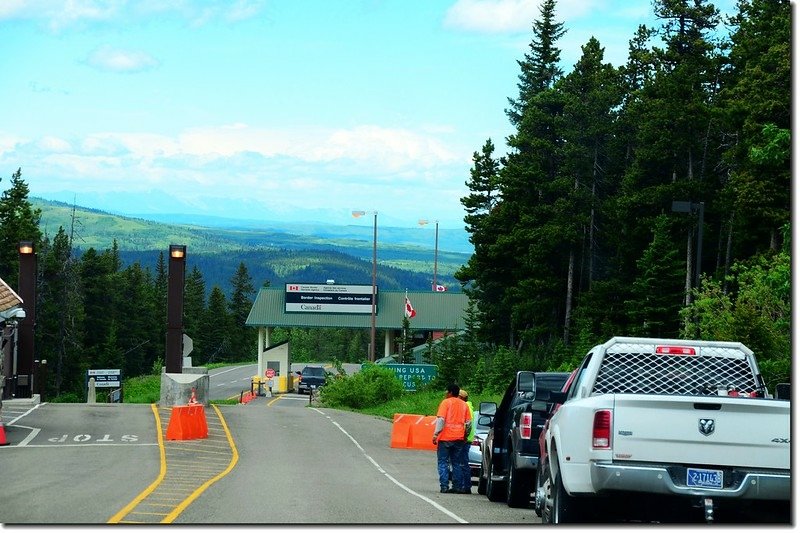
[86,45,159,73]
[444,0,605,33]
[0,0,265,30]
[37,136,72,152]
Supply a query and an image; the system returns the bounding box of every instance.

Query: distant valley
[33,198,472,295]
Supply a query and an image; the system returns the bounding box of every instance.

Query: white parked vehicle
[536,337,790,524]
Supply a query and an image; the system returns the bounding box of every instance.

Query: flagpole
[433,220,439,292]
[353,209,378,362]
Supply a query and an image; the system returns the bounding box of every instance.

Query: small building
[245,284,469,390]
[0,276,25,403]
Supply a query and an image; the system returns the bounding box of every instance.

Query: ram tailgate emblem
[698,418,715,436]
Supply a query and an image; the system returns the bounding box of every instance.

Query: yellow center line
[267,395,284,407]
[107,404,167,523]
[161,404,239,523]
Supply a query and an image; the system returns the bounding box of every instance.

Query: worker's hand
[432,436,438,445]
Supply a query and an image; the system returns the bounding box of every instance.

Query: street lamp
[671,201,705,290]
[352,210,378,362]
[418,219,439,291]
[166,244,187,373]
[17,240,36,398]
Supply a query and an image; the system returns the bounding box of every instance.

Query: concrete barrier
[166,404,208,440]
[390,414,437,450]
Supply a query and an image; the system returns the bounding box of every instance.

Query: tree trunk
[723,211,734,294]
[685,229,693,306]
[564,248,574,345]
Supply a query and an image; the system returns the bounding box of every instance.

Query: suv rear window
[302,367,325,376]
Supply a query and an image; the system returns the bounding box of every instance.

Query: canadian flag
[404,295,416,318]
[432,284,447,292]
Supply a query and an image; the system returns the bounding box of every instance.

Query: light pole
[166,244,187,373]
[418,219,439,291]
[671,201,705,290]
[352,210,378,362]
[17,241,36,398]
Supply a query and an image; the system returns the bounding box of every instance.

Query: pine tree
[228,262,256,360]
[505,0,566,125]
[718,0,790,255]
[183,266,206,363]
[625,215,685,337]
[0,168,42,288]
[203,286,231,363]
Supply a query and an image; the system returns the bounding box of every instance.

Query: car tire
[486,458,506,502]
[506,454,530,508]
[477,464,487,495]
[550,470,582,523]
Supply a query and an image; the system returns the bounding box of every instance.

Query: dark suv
[296,366,327,395]
[478,371,570,507]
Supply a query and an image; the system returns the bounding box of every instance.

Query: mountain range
[32,197,473,295]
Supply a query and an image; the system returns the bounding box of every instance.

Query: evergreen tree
[505,0,566,125]
[554,36,622,342]
[37,227,84,397]
[625,214,685,337]
[718,0,790,255]
[203,286,232,363]
[0,168,42,288]
[228,262,256,360]
[183,266,206,363]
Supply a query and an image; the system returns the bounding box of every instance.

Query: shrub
[320,365,404,409]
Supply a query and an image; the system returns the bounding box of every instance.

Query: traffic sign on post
[265,368,275,379]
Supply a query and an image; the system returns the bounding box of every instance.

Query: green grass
[120,366,502,416]
[348,389,502,420]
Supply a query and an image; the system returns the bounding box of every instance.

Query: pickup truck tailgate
[610,395,790,469]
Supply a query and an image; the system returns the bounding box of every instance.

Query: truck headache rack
[593,343,760,396]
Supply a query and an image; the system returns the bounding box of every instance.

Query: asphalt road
[0,364,541,526]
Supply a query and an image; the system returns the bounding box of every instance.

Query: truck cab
[478,371,570,507]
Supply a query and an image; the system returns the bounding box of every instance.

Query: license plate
[687,468,723,489]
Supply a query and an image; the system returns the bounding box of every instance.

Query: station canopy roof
[246,287,469,331]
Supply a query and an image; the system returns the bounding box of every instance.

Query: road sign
[265,368,276,379]
[384,364,437,391]
[86,369,122,388]
[182,334,193,357]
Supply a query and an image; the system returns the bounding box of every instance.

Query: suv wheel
[506,456,530,508]
[477,464,487,495]
[486,459,506,502]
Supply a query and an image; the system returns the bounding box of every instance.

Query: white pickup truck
[536,337,790,524]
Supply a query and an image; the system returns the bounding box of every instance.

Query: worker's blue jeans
[437,440,466,490]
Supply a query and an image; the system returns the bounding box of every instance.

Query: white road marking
[16,425,40,446]
[313,408,468,524]
[208,365,256,378]
[5,402,42,425]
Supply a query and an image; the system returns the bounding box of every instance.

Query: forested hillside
[455,0,790,388]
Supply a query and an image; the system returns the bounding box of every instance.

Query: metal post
[433,220,439,291]
[166,245,187,373]
[370,212,377,362]
[17,241,36,398]
[695,202,704,290]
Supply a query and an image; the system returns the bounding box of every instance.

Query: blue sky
[0,0,737,230]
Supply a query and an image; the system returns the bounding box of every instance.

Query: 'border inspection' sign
[285,283,376,314]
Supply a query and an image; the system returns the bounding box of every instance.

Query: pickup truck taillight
[592,410,612,449]
[520,412,533,439]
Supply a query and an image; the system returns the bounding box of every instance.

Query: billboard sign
[285,283,376,314]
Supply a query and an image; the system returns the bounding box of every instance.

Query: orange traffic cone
[0,423,9,446]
